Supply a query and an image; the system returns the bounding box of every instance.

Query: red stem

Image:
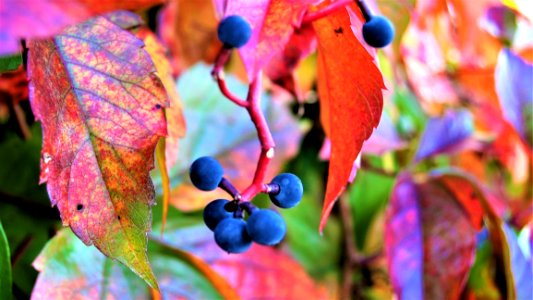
[301,0,353,25]
[211,48,248,107]
[212,50,276,202]
[241,72,275,201]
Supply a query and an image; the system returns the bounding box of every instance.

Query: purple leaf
[415,109,474,161]
[495,48,533,145]
[385,174,477,299]
[502,223,533,300]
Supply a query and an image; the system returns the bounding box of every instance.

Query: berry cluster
[189,157,303,253]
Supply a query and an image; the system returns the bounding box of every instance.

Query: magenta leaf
[224,0,318,80]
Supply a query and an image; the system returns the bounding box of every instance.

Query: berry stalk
[211,49,248,107]
[301,0,353,25]
[212,51,275,202]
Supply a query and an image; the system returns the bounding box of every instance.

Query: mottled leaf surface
[31,229,225,299]
[225,0,318,79]
[28,16,168,288]
[415,109,474,161]
[135,27,186,170]
[495,48,533,145]
[0,0,163,55]
[385,174,477,300]
[313,2,385,231]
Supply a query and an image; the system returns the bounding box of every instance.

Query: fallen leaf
[225,0,318,80]
[0,0,164,55]
[385,174,477,300]
[28,15,168,288]
[312,2,384,231]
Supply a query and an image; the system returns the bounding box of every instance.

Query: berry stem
[263,183,280,195]
[212,48,248,107]
[219,177,242,200]
[301,0,353,25]
[355,0,373,21]
[212,49,276,202]
[241,73,276,201]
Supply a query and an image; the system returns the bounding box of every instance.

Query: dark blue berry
[217,15,252,48]
[189,156,224,191]
[362,16,394,48]
[247,209,286,246]
[203,199,232,231]
[214,218,252,253]
[269,173,303,208]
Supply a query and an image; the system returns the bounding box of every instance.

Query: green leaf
[281,148,342,280]
[348,170,394,251]
[32,228,226,299]
[0,124,48,201]
[0,53,22,72]
[0,221,12,300]
[467,234,501,299]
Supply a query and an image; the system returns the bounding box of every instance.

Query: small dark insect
[334,27,343,35]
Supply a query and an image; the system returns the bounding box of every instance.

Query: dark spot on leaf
[76,204,83,211]
[154,104,162,109]
[334,27,343,35]
[118,215,121,220]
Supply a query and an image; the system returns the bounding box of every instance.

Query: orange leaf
[28,16,168,288]
[158,0,221,75]
[312,2,385,231]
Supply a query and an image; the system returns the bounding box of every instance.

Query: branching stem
[212,49,276,202]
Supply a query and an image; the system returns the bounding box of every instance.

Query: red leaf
[385,174,477,299]
[28,15,168,288]
[0,0,163,55]
[312,2,384,231]
[224,0,318,80]
[265,23,317,97]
